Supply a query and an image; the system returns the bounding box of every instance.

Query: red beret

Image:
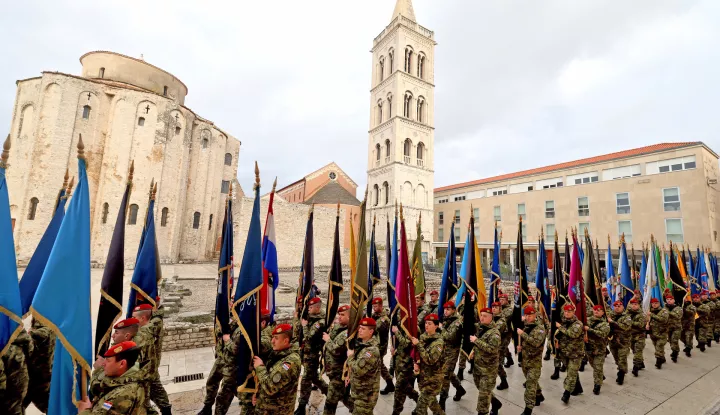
[563,304,575,311]
[712,291,718,296]
[113,318,139,329]
[692,294,701,300]
[601,287,608,292]
[155,296,161,302]
[272,324,293,336]
[629,298,639,304]
[104,341,137,358]
[371,297,383,305]
[430,290,439,295]
[480,307,492,314]
[613,300,624,307]
[424,313,440,322]
[634,289,641,294]
[308,297,321,305]
[524,306,536,315]
[663,288,671,295]
[359,317,376,327]
[491,302,501,307]
[338,305,350,313]
[499,294,508,299]
[443,301,456,309]
[133,304,153,312]
[702,290,710,295]
[593,304,605,311]
[650,298,660,304]
[527,296,535,302]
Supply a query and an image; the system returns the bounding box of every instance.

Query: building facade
[7,51,241,266]
[433,142,720,262]
[366,0,435,260]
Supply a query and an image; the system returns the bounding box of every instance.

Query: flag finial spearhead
[148,179,154,199]
[0,135,10,168]
[254,161,260,191]
[229,182,233,198]
[66,176,76,197]
[77,134,85,160]
[400,203,404,221]
[336,202,340,216]
[272,177,277,192]
[151,182,158,200]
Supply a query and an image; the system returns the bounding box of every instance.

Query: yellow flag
[473,230,487,310]
[349,219,357,295]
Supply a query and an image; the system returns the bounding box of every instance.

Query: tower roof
[392,0,416,22]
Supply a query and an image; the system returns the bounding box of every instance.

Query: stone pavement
[164,340,720,415]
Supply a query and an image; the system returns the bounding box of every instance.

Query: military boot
[504,354,514,368]
[543,349,551,361]
[295,401,307,415]
[489,396,503,415]
[699,342,706,352]
[535,392,545,406]
[593,384,601,395]
[560,363,567,372]
[616,370,625,385]
[640,362,645,369]
[160,406,172,415]
[571,379,583,396]
[655,357,663,369]
[561,390,571,404]
[684,346,692,357]
[457,366,464,381]
[632,364,640,377]
[468,361,475,375]
[380,380,395,395]
[439,394,447,411]
[671,350,678,363]
[522,407,533,415]
[453,384,466,401]
[322,402,338,415]
[496,377,509,390]
[550,367,560,380]
[197,404,212,415]
[579,358,586,372]
[708,339,713,348]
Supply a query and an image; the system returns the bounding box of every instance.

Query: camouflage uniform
[298,313,328,406]
[24,319,55,413]
[371,309,393,386]
[391,328,418,414]
[147,308,170,413]
[322,324,352,414]
[214,324,246,415]
[681,301,696,352]
[666,303,682,360]
[415,332,445,415]
[80,366,146,415]
[520,319,546,410]
[707,298,717,343]
[649,305,669,362]
[347,336,381,415]
[239,323,273,415]
[203,320,239,411]
[697,300,713,347]
[471,322,501,414]
[256,343,302,415]
[456,303,477,373]
[628,308,647,367]
[134,322,159,415]
[714,297,720,342]
[439,312,464,402]
[500,303,514,365]
[608,309,632,376]
[556,314,584,393]
[586,315,610,387]
[492,313,508,381]
[418,303,430,334]
[3,328,32,415]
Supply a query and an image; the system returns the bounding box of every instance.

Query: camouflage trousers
[630,334,646,365]
[213,375,238,415]
[589,353,605,386]
[457,348,468,370]
[521,356,542,410]
[681,324,695,348]
[698,322,713,344]
[553,347,566,369]
[562,357,582,393]
[23,372,48,413]
[440,350,462,398]
[239,393,256,415]
[379,346,393,384]
[416,378,444,415]
[609,342,629,373]
[667,327,682,353]
[473,363,498,414]
[323,375,353,414]
[203,358,224,405]
[392,364,418,413]
[299,355,328,402]
[498,336,512,378]
[650,333,668,359]
[350,384,378,415]
[715,319,720,337]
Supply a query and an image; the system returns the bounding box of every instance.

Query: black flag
[511,217,529,349]
[668,243,687,304]
[460,216,479,357]
[325,205,343,327]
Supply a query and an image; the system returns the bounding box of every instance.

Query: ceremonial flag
[296,205,315,350]
[325,205,343,327]
[619,236,634,307]
[454,232,471,306]
[0,137,23,358]
[19,172,69,317]
[639,248,648,297]
[94,163,132,356]
[511,218,530,347]
[550,232,564,353]
[488,223,502,307]
[260,179,279,322]
[395,205,417,341]
[232,164,263,393]
[347,193,369,348]
[126,183,159,316]
[461,217,480,357]
[438,225,457,322]
[568,235,585,323]
[631,244,638,290]
[690,247,702,296]
[31,138,92,414]
[643,239,662,312]
[668,244,687,304]
[688,248,695,279]
[388,205,399,320]
[606,238,617,304]
[535,237,551,319]
[711,253,719,289]
[655,244,667,294]
[411,215,425,298]
[474,228,487,310]
[214,185,234,337]
[367,217,381,316]
[582,233,601,309]
[699,249,710,291]
[577,236,585,265]
[349,219,357,292]
[704,250,716,291]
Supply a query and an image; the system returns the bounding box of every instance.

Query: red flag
[568,235,586,323]
[395,209,417,341]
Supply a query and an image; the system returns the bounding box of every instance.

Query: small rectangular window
[99,67,105,78]
[618,220,632,243]
[521,224,527,243]
[663,187,680,211]
[575,178,581,185]
[616,192,630,214]
[221,180,230,194]
[578,196,590,217]
[659,165,670,173]
[454,210,461,224]
[82,105,91,119]
[175,126,181,136]
[438,228,444,241]
[493,206,501,222]
[163,86,168,96]
[546,224,555,243]
[138,117,145,127]
[582,177,590,184]
[671,163,682,171]
[455,226,460,242]
[684,161,696,169]
[545,200,555,219]
[578,222,590,236]
[665,218,683,243]
[527,186,533,191]
[473,208,479,222]
[591,176,598,182]
[438,212,444,225]
[517,203,526,221]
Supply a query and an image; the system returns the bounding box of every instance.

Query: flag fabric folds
[438,226,457,322]
[325,207,343,327]
[643,240,662,312]
[94,168,131,356]
[214,191,234,336]
[691,248,702,296]
[583,233,601,308]
[347,194,369,348]
[535,238,551,320]
[606,239,617,304]
[511,219,530,347]
[668,245,687,304]
[550,233,565,353]
[395,206,417,341]
[126,185,159,316]
[639,248,648,298]
[568,234,586,324]
[232,169,263,393]
[473,231,487,310]
[488,224,502,307]
[295,206,315,349]
[367,219,381,316]
[619,237,634,307]
[388,207,399,321]
[260,180,279,322]
[454,233,471,306]
[461,217,480,357]
[704,250,716,291]
[31,146,92,415]
[411,216,425,298]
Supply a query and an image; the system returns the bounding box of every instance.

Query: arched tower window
[387,93,393,118]
[373,184,380,206]
[417,142,425,167]
[128,204,139,225]
[378,56,385,82]
[28,197,39,220]
[375,144,381,162]
[417,53,426,79]
[224,153,232,166]
[385,139,391,160]
[388,48,395,73]
[377,100,383,125]
[193,212,201,229]
[202,138,209,149]
[138,117,145,126]
[99,67,105,78]
[383,182,389,205]
[403,138,412,163]
[101,203,109,224]
[416,96,425,123]
[161,207,169,227]
[404,47,414,74]
[82,105,91,120]
[403,91,413,118]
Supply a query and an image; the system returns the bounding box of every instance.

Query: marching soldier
[322,305,353,415]
[390,323,419,415]
[438,301,466,410]
[517,305,546,415]
[491,301,509,390]
[696,291,713,352]
[527,297,551,363]
[681,294,697,357]
[370,297,394,394]
[297,297,328,415]
[499,294,515,368]
[77,341,146,414]
[713,291,720,344]
[665,292,683,363]
[238,315,273,415]
[627,298,647,376]
[556,303,584,404]
[428,290,440,315]
[133,303,172,415]
[198,315,237,415]
[708,290,718,345]
[252,323,302,415]
[89,318,140,400]
[411,313,445,415]
[23,318,55,413]
[346,317,381,415]
[417,295,430,334]
[469,307,503,415]
[585,304,610,395]
[607,300,632,385]
[705,290,716,348]
[456,293,477,379]
[648,297,669,369]
[3,327,32,415]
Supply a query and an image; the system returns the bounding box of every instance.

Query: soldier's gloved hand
[391,326,398,334]
[252,394,257,406]
[222,334,231,343]
[93,356,106,370]
[252,356,264,368]
[76,397,92,411]
[302,319,308,327]
[517,345,522,353]
[322,333,330,342]
[584,326,589,331]
[411,337,419,345]
[413,363,419,374]
[556,322,562,328]
[516,329,523,336]
[347,350,354,357]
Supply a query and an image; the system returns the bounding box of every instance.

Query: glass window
[663,187,680,211]
[616,193,630,214]
[473,208,480,221]
[128,204,139,225]
[454,210,461,224]
[438,228,444,241]
[659,165,670,173]
[582,177,590,184]
[618,220,632,242]
[546,224,555,243]
[591,176,598,183]
[578,222,590,236]
[438,212,444,225]
[493,206,501,222]
[521,224,527,242]
[578,196,589,216]
[684,161,696,169]
[545,200,555,219]
[454,226,460,242]
[517,203,526,221]
[193,212,201,229]
[665,219,683,243]
[671,163,682,171]
[574,178,581,185]
[82,105,91,119]
[221,180,230,194]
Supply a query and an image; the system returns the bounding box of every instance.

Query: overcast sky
[1,0,718,196]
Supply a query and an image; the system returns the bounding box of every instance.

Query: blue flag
[0,146,23,358]
[367,221,381,316]
[19,184,67,317]
[639,249,647,297]
[438,226,457,322]
[535,239,551,318]
[215,197,234,335]
[619,240,633,306]
[31,151,92,415]
[233,175,263,393]
[488,225,501,307]
[606,241,616,304]
[691,248,702,296]
[699,250,709,291]
[127,197,159,316]
[455,232,471,306]
[388,209,399,321]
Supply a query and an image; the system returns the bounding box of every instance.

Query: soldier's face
[309,303,321,314]
[630,303,639,311]
[667,298,675,306]
[593,309,604,318]
[358,325,374,341]
[271,334,290,351]
[613,304,624,313]
[425,320,438,334]
[338,311,349,325]
[104,356,126,377]
[500,298,507,305]
[111,329,130,344]
[651,302,660,309]
[444,308,454,318]
[712,294,717,300]
[430,294,438,302]
[524,313,536,323]
[563,310,574,319]
[373,303,382,313]
[492,307,501,315]
[479,312,492,325]
[702,294,708,300]
[416,297,425,307]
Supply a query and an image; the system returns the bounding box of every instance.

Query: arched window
[375,144,381,161]
[82,105,91,120]
[202,138,209,149]
[175,126,181,136]
[383,182,389,205]
[373,184,380,206]
[208,214,213,230]
[388,48,395,73]
[416,96,425,123]
[417,142,425,167]
[387,93,393,118]
[403,138,412,164]
[385,139,391,159]
[377,100,383,125]
[161,207,169,227]
[404,47,414,74]
[403,91,413,118]
[138,117,145,126]
[417,53,426,79]
[101,203,109,224]
[28,197,39,220]
[224,153,232,166]
[128,204,139,225]
[193,212,201,229]
[163,86,168,96]
[99,67,105,78]
[378,56,385,82]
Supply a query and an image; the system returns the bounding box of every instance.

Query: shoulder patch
[102,402,113,410]
[364,351,372,358]
[272,373,281,383]
[282,362,291,371]
[314,323,320,329]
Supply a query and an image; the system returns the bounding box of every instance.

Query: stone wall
[161,321,214,352]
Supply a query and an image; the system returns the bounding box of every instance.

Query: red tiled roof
[434,142,705,193]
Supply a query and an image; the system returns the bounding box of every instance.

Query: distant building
[433,142,720,264]
[7,51,240,265]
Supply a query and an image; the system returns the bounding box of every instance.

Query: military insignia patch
[314,323,320,329]
[436,346,442,353]
[282,362,291,371]
[364,351,372,358]
[102,402,113,410]
[272,373,281,383]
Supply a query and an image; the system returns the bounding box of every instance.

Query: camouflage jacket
[557,315,584,359]
[666,304,683,330]
[520,320,546,360]
[323,324,348,377]
[260,324,273,360]
[586,315,610,355]
[715,299,720,319]
[649,306,669,337]
[682,303,697,327]
[628,309,647,335]
[220,324,244,377]
[302,313,326,357]
[472,322,501,368]
[371,310,391,352]
[256,344,302,414]
[427,301,439,316]
[393,326,415,371]
[134,324,158,379]
[418,304,430,333]
[492,314,507,338]
[3,329,31,403]
[500,304,513,339]
[608,310,632,346]
[82,366,146,415]
[697,301,712,324]
[347,336,381,401]
[417,332,444,387]
[149,307,165,362]
[441,313,463,354]
[213,319,239,358]
[28,320,54,388]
